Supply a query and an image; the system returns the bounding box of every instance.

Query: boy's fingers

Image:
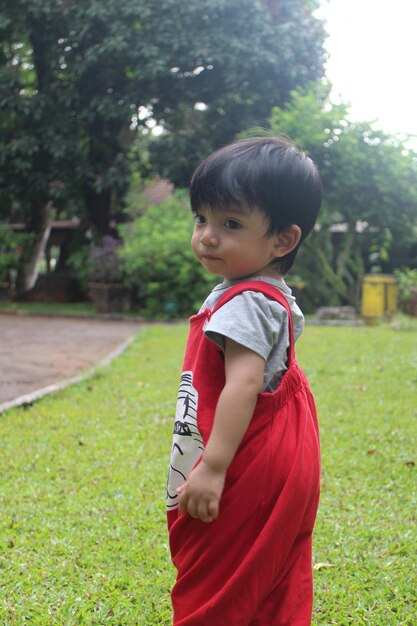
[176,487,220,522]
[197,500,211,523]
[178,490,188,516]
[184,497,213,523]
[187,497,199,519]
[207,499,219,521]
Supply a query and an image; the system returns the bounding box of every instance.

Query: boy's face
[191,205,282,280]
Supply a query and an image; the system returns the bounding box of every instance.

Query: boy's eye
[194,214,206,225]
[224,219,242,230]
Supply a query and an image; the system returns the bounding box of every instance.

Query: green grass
[0,321,416,624]
[0,300,149,321]
[302,321,416,625]
[0,301,96,317]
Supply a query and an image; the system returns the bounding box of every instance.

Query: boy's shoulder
[201,277,304,343]
[201,277,292,311]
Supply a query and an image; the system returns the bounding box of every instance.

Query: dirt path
[0,314,142,408]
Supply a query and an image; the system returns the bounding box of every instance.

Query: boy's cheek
[190,234,200,257]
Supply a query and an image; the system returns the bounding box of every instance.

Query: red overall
[167,281,321,626]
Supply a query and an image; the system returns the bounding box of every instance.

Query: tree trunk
[84,125,133,235]
[16,200,52,294]
[85,183,113,235]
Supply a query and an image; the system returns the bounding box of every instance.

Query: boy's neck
[223,269,285,284]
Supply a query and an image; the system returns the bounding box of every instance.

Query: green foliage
[0,0,326,293]
[0,226,32,282]
[263,83,417,308]
[89,236,125,284]
[0,0,326,222]
[120,192,216,317]
[145,0,326,186]
[66,244,92,293]
[394,267,417,313]
[0,322,416,623]
[287,229,344,313]
[0,1,83,222]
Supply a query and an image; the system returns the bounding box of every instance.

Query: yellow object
[361,274,398,324]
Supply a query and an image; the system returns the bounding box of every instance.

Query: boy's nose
[200,228,218,247]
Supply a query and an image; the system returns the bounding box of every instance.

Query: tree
[145,0,327,186]
[0,2,84,291]
[266,84,417,308]
[0,0,326,292]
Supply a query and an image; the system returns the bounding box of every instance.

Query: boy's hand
[177,460,226,523]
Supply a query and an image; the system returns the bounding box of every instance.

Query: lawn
[0,320,416,625]
[0,301,96,317]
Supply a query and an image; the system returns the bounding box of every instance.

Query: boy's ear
[272,224,302,258]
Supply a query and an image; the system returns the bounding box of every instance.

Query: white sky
[316,0,417,144]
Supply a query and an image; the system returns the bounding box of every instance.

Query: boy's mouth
[201,254,222,261]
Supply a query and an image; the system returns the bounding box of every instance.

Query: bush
[66,244,92,292]
[90,235,125,284]
[119,192,216,317]
[67,233,126,294]
[394,266,417,315]
[0,227,33,284]
[286,229,345,313]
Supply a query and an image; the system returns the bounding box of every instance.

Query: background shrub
[120,191,216,317]
[394,266,417,315]
[0,227,33,284]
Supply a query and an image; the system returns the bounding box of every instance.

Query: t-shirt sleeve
[204,291,288,361]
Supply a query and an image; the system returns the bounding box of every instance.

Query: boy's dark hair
[189,136,322,274]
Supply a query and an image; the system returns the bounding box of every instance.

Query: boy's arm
[177,337,265,523]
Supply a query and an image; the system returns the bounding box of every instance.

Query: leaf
[313,562,335,570]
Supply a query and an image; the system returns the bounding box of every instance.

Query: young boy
[167,136,322,625]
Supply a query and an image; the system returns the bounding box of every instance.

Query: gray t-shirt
[200,276,304,392]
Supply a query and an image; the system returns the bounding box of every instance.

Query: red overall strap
[210,280,296,365]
